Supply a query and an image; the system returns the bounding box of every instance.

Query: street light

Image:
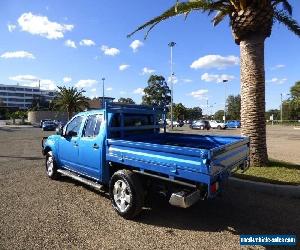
[280,93,290,123]
[223,79,228,123]
[102,77,105,108]
[168,41,176,129]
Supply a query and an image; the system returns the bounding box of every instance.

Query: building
[88,97,115,109]
[0,84,56,109]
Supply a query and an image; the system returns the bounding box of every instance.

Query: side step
[57,169,103,190]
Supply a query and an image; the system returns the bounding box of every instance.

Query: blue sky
[0,0,300,113]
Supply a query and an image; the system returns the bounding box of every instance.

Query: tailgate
[209,137,249,175]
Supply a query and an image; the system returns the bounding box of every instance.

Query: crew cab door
[77,114,104,180]
[59,115,84,170]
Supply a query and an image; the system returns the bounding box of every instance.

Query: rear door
[78,114,104,180]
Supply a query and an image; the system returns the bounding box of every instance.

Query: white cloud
[266,77,287,84]
[17,12,74,39]
[120,91,127,95]
[142,67,155,75]
[101,45,120,56]
[189,89,208,100]
[201,73,235,83]
[119,64,130,71]
[191,55,239,70]
[9,74,56,90]
[1,51,35,59]
[8,24,16,32]
[91,88,97,92]
[64,39,76,48]
[167,75,178,84]
[270,64,285,70]
[130,39,144,52]
[182,78,193,83]
[62,77,72,83]
[106,87,113,91]
[75,79,98,88]
[79,39,95,46]
[133,88,144,95]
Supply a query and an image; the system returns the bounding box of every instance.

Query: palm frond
[212,10,228,26]
[274,10,300,37]
[128,0,225,39]
[272,0,292,15]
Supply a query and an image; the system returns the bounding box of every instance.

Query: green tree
[214,110,224,121]
[142,75,171,107]
[226,94,241,120]
[173,103,187,120]
[9,112,19,125]
[15,110,27,124]
[290,81,300,99]
[186,107,202,120]
[128,0,300,167]
[117,97,136,104]
[54,86,89,120]
[265,109,280,120]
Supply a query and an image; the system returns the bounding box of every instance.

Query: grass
[233,160,300,185]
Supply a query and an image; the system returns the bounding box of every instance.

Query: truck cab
[42,104,249,219]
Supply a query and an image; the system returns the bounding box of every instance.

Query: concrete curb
[0,125,34,128]
[229,177,300,198]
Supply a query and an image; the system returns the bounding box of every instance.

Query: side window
[82,114,103,137]
[65,116,84,136]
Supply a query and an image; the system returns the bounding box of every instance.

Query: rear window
[111,113,154,127]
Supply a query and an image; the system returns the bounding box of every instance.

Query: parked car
[42,121,56,131]
[190,120,211,130]
[226,120,241,128]
[209,120,227,130]
[40,119,52,128]
[42,104,249,219]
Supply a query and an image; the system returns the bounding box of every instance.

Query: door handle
[93,144,99,149]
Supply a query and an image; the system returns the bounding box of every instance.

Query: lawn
[233,160,300,185]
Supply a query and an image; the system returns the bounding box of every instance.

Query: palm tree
[54,86,89,120]
[128,0,300,167]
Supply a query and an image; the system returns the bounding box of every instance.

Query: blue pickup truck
[42,104,249,219]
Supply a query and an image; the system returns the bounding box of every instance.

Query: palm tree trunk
[240,34,268,167]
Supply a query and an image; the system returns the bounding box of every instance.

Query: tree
[54,86,89,120]
[265,109,280,120]
[173,103,187,120]
[142,75,171,107]
[128,0,300,167]
[290,81,300,99]
[117,97,135,104]
[186,107,202,120]
[15,111,27,124]
[226,95,241,120]
[214,110,224,121]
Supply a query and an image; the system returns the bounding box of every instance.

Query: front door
[59,115,84,171]
[78,114,104,180]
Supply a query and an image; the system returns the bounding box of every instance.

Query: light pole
[223,79,228,123]
[168,41,176,129]
[102,77,105,108]
[280,93,290,123]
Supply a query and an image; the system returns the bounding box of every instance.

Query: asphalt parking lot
[0,127,299,249]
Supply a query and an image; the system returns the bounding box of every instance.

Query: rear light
[210,182,219,193]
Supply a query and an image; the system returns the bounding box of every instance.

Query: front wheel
[45,151,60,179]
[109,170,144,219]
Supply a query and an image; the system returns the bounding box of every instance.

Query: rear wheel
[217,125,221,130]
[109,170,144,219]
[200,126,204,130]
[45,151,60,180]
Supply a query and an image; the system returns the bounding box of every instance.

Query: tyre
[217,125,221,130]
[200,126,204,130]
[45,151,60,179]
[109,170,144,219]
